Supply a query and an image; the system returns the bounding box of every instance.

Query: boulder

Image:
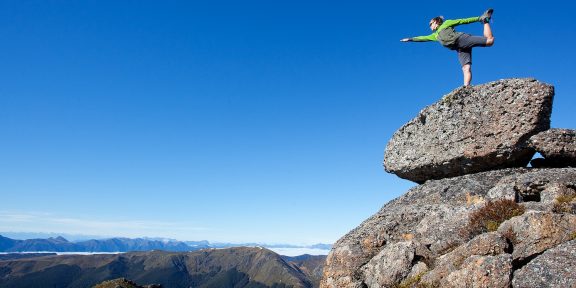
[528,128,576,167]
[512,240,576,288]
[384,78,554,183]
[360,241,419,287]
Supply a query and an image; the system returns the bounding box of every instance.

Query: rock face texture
[321,168,576,288]
[512,240,576,288]
[322,79,576,288]
[384,78,554,183]
[529,128,576,167]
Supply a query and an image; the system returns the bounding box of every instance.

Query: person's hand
[400,38,411,42]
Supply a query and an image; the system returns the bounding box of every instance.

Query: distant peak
[52,236,69,242]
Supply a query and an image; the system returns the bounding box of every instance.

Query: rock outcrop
[321,168,576,287]
[322,79,576,288]
[93,278,161,288]
[529,128,576,167]
[384,78,554,183]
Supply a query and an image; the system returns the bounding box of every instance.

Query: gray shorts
[454,34,488,66]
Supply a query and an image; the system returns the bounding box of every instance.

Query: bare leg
[484,23,494,46]
[462,64,472,86]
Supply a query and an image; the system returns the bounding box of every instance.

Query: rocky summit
[384,78,554,183]
[322,78,576,288]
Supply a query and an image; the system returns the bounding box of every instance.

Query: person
[400,9,494,86]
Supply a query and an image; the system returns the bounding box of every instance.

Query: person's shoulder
[437,20,455,30]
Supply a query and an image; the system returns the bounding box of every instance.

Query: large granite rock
[529,128,576,167]
[384,78,554,183]
[320,168,576,288]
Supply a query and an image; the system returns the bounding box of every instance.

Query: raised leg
[484,23,494,46]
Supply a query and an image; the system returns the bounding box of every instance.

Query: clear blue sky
[1,0,575,245]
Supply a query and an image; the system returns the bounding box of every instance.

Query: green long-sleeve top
[411,16,480,47]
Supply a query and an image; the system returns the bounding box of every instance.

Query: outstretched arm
[442,16,480,28]
[400,33,437,42]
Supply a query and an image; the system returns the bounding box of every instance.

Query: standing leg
[462,64,472,86]
[457,47,473,86]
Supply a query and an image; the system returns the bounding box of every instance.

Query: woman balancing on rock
[401,9,494,86]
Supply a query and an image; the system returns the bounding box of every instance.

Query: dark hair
[431,16,444,25]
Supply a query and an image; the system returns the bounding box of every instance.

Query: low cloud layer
[0,211,208,240]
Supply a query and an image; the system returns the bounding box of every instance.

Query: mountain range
[0,247,326,288]
[0,234,330,253]
[0,235,192,252]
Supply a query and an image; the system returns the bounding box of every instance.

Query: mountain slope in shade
[282,255,326,288]
[0,247,314,288]
[0,253,56,261]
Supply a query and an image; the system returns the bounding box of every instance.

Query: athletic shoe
[479,8,493,24]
